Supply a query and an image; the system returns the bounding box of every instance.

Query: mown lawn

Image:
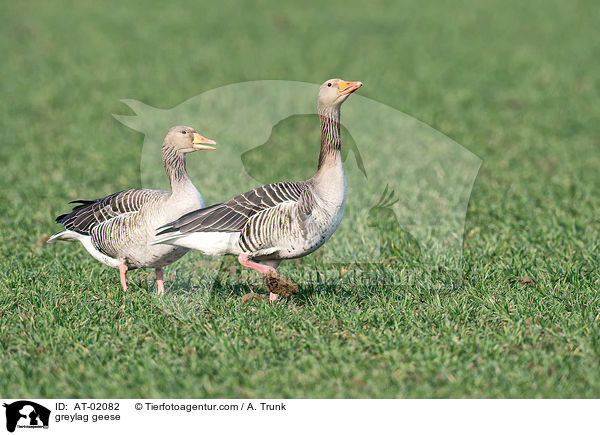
[1,0,600,397]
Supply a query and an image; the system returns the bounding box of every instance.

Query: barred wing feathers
[158,182,307,235]
[56,189,165,236]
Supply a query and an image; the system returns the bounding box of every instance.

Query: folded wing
[56,189,163,235]
[158,181,306,234]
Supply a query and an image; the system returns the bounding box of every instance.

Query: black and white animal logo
[3,401,50,433]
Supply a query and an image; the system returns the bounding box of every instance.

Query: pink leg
[238,254,278,301]
[238,254,276,274]
[155,267,165,296]
[118,263,128,292]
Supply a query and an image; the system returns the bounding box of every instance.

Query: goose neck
[317,105,342,171]
[162,147,192,193]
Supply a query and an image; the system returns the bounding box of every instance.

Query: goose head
[318,78,363,108]
[163,125,216,154]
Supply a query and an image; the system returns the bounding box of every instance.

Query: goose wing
[56,189,164,235]
[157,181,307,234]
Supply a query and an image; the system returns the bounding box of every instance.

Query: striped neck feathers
[162,146,191,191]
[317,105,342,171]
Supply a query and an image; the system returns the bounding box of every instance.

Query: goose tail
[47,230,83,244]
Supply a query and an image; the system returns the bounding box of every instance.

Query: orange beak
[338,80,363,95]
[192,133,217,150]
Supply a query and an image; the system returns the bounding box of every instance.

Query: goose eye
[181,130,187,134]
[327,83,332,87]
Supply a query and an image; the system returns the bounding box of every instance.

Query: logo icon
[3,401,50,433]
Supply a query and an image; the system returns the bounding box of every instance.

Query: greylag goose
[152,79,362,301]
[48,126,216,295]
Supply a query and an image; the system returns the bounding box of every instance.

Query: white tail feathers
[47,230,121,268]
[47,230,83,243]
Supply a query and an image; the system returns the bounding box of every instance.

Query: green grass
[2,0,600,398]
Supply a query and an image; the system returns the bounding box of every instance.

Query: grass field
[2,0,600,398]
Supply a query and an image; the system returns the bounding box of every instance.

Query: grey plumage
[157,181,314,259]
[57,189,160,237]
[159,182,306,234]
[57,189,171,266]
[49,125,216,292]
[153,79,363,287]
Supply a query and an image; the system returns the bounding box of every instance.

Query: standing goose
[48,126,216,294]
[153,79,362,301]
